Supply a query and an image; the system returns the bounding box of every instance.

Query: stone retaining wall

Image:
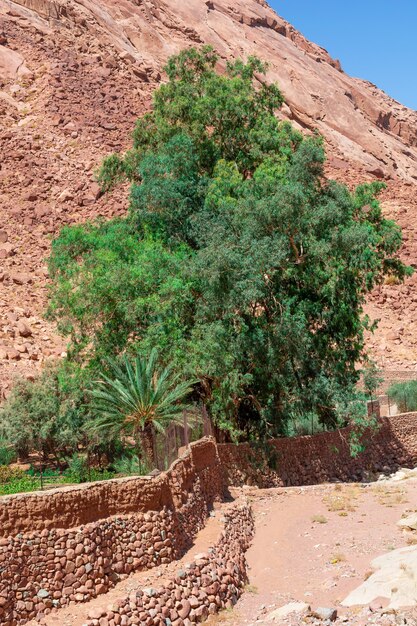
[0,438,225,625]
[0,437,223,538]
[218,413,417,487]
[3,413,417,624]
[85,499,254,626]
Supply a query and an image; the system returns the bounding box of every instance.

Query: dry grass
[311,514,328,524]
[330,552,346,564]
[372,485,408,507]
[384,275,401,286]
[207,609,234,624]
[323,485,360,515]
[244,584,258,594]
[406,534,417,546]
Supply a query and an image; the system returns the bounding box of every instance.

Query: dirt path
[31,479,417,626]
[219,480,417,625]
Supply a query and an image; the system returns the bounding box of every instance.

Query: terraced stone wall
[84,499,254,626]
[218,413,417,488]
[0,438,225,625]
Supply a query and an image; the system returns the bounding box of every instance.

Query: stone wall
[0,437,222,538]
[218,413,417,488]
[3,414,417,624]
[85,499,254,626]
[0,438,225,625]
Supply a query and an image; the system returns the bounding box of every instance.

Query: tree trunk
[139,422,155,467]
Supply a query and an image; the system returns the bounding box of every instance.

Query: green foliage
[98,47,288,189]
[387,381,417,413]
[0,476,39,496]
[0,466,38,496]
[63,453,115,484]
[48,47,411,443]
[47,220,194,365]
[88,349,195,459]
[0,442,16,466]
[0,362,91,461]
[284,413,328,438]
[113,454,151,476]
[64,453,89,483]
[362,361,384,399]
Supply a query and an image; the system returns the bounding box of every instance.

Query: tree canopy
[47,46,411,441]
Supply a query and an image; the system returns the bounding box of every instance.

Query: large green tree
[47,47,411,440]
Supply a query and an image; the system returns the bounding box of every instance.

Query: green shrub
[113,455,151,476]
[387,381,417,413]
[0,362,92,463]
[0,443,16,466]
[64,454,115,484]
[0,466,38,496]
[0,476,39,496]
[64,454,89,483]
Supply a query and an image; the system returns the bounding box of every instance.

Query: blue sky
[269,1,417,110]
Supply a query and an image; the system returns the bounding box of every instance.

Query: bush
[0,466,38,496]
[0,362,92,463]
[64,454,115,484]
[387,381,417,413]
[283,413,327,437]
[0,442,16,466]
[64,454,89,483]
[113,455,151,476]
[0,466,27,484]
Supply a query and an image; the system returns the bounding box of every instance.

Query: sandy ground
[216,481,417,625]
[32,479,417,626]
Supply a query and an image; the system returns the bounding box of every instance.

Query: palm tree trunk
[139,423,155,467]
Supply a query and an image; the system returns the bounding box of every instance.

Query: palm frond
[89,350,196,446]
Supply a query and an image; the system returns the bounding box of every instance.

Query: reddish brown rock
[17,320,33,338]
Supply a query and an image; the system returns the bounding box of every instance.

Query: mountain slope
[1,0,416,396]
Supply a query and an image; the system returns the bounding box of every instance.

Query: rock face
[342,545,417,610]
[0,0,416,391]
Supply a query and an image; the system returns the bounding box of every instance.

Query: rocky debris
[260,600,416,626]
[265,601,310,620]
[378,467,417,483]
[398,512,417,531]
[0,45,32,78]
[16,319,33,337]
[310,606,337,621]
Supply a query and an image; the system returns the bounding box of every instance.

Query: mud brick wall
[218,413,417,488]
[3,414,417,624]
[85,499,254,626]
[0,437,223,538]
[0,438,225,625]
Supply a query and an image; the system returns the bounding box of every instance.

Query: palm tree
[89,349,195,465]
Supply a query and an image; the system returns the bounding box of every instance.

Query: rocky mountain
[1,0,417,397]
